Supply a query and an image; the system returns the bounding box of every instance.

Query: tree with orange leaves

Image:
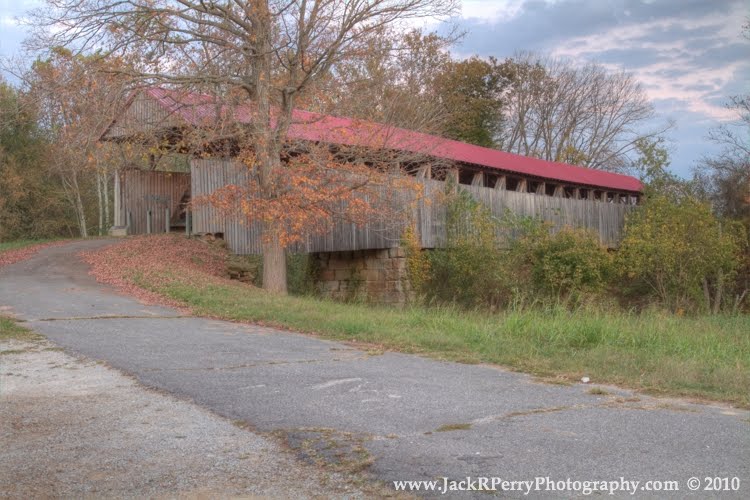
[31,0,458,293]
[18,48,129,237]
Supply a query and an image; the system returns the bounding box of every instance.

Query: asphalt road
[1,240,748,498]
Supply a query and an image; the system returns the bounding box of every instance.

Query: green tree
[628,136,696,198]
[631,137,671,188]
[0,80,74,240]
[433,56,509,147]
[617,195,746,313]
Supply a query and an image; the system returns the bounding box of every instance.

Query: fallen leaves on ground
[0,241,70,269]
[81,234,241,309]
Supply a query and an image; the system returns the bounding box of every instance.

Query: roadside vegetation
[0,315,41,342]
[407,183,748,316]
[83,234,750,408]
[0,239,51,253]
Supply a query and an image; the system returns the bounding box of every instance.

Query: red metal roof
[141,87,643,192]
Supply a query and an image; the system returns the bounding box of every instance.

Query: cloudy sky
[450,0,749,176]
[1,0,748,176]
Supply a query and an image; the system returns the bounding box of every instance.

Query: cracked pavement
[1,240,749,498]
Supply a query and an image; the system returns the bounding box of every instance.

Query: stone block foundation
[312,248,412,306]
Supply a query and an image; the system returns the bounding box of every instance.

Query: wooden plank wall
[120,170,191,235]
[417,180,633,249]
[190,158,407,254]
[190,159,633,254]
[105,92,175,139]
[191,158,258,250]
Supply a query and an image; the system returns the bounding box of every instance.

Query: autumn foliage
[81,235,233,308]
[196,148,421,249]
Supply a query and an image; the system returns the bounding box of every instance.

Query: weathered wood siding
[417,179,633,249]
[190,158,406,253]
[117,170,190,235]
[104,92,176,139]
[190,158,633,255]
[191,158,257,248]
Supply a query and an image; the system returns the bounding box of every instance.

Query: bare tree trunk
[71,170,88,238]
[96,169,104,236]
[103,169,110,232]
[712,271,724,315]
[60,169,88,238]
[251,3,288,294]
[734,289,748,313]
[261,225,287,294]
[702,277,712,313]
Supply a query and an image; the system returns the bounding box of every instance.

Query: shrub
[286,253,318,296]
[419,187,614,309]
[402,225,430,299]
[526,227,613,301]
[423,189,511,308]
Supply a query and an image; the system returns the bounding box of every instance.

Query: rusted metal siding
[118,170,190,235]
[190,159,632,255]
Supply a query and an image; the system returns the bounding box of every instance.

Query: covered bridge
[102,88,642,302]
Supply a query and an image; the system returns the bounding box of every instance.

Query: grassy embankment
[88,235,750,408]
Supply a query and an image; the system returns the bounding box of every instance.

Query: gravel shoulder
[0,337,370,499]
